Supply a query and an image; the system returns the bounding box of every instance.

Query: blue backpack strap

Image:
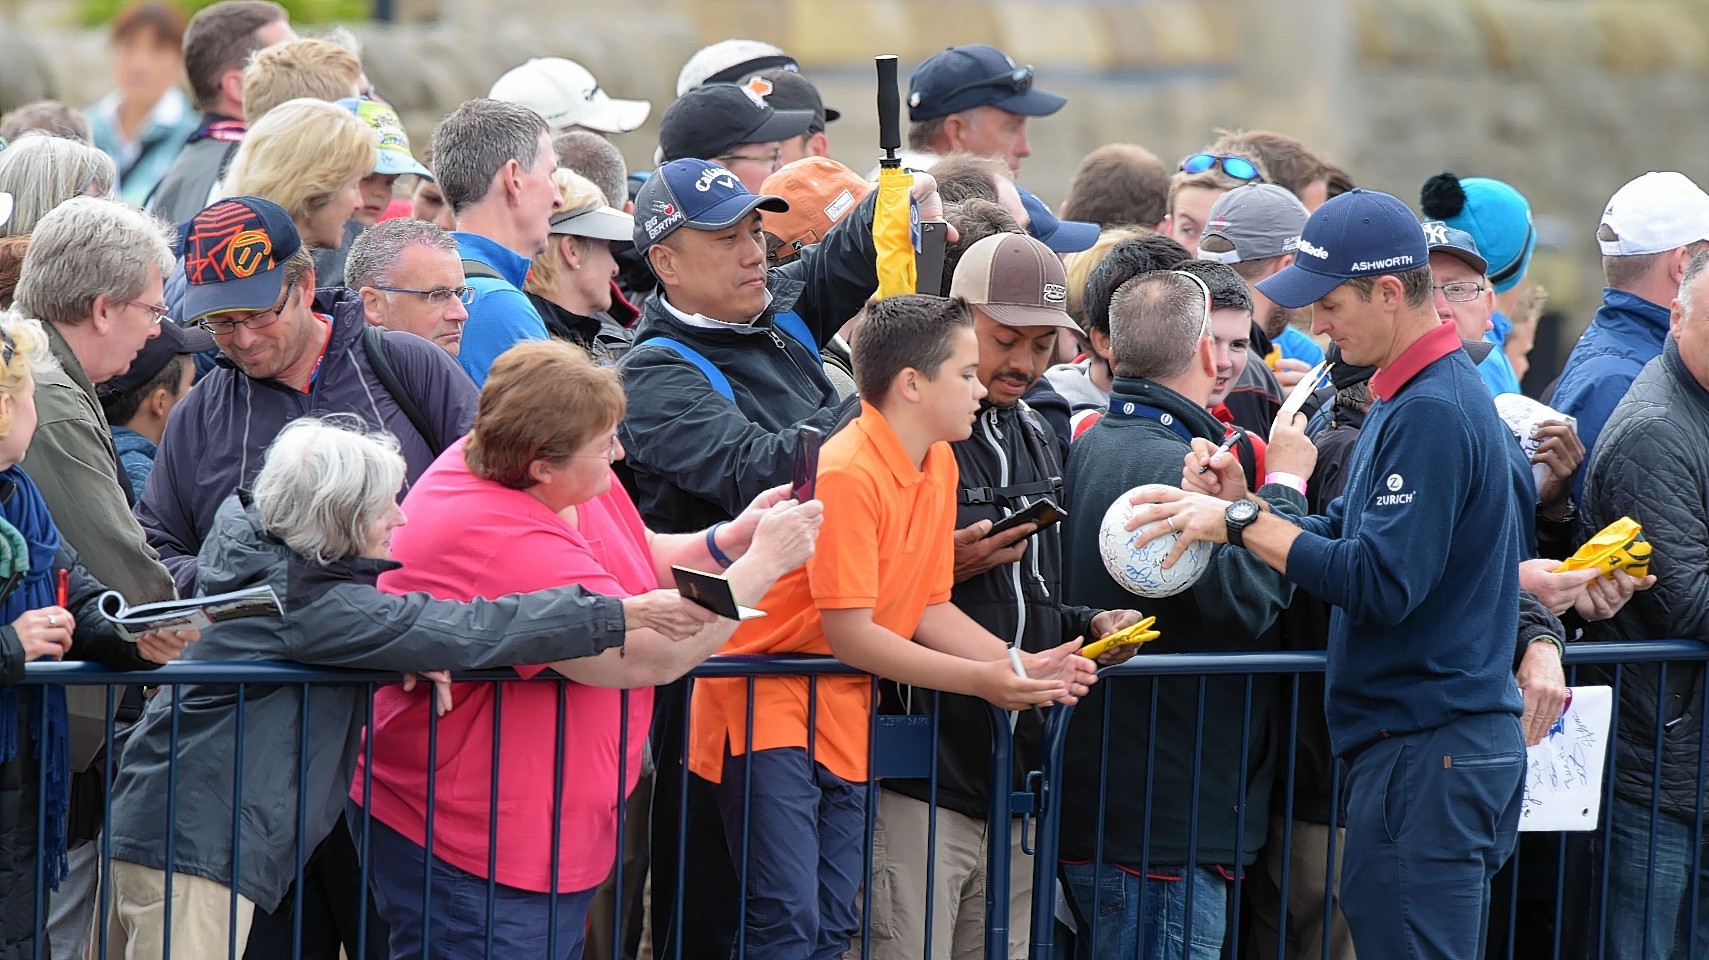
[635,337,734,401]
[772,310,821,363]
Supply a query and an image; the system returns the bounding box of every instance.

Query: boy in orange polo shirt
[689,295,1099,960]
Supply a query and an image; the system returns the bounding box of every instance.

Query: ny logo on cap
[1422,221,1450,246]
[741,76,773,108]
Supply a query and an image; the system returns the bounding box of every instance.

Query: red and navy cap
[181,197,302,324]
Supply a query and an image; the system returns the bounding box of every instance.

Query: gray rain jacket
[106,493,626,911]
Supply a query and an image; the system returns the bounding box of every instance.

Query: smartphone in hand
[984,498,1067,540]
[791,426,823,502]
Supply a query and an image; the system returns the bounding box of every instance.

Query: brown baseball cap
[949,232,1078,331]
[759,157,873,264]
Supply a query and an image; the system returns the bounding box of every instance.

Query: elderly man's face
[1671,267,1709,388]
[951,106,1031,176]
[360,244,468,356]
[85,264,165,383]
[1430,252,1494,343]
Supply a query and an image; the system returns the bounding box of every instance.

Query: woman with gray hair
[103,416,723,960]
[0,135,117,238]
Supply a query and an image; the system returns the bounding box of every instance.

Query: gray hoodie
[107,493,627,911]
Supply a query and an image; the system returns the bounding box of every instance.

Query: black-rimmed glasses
[199,280,296,336]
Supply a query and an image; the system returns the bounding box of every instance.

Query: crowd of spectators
[0,5,1702,960]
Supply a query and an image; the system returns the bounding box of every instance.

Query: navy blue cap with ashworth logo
[633,158,790,256]
[1255,189,1430,309]
[907,44,1067,122]
[181,196,303,324]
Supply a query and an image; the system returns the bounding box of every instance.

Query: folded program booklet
[671,566,766,621]
[97,585,283,642]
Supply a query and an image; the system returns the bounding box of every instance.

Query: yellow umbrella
[873,164,916,300]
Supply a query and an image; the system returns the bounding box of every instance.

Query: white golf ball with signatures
[1098,485,1213,599]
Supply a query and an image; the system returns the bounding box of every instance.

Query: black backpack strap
[361,325,444,456]
[461,258,505,282]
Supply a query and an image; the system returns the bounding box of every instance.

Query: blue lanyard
[1110,399,1196,444]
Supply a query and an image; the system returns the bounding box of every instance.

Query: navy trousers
[1340,712,1525,960]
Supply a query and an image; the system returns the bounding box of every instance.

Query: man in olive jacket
[10,195,180,960]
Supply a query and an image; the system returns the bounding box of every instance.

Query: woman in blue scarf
[0,310,194,960]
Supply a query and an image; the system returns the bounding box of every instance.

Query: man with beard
[1199,182,1323,389]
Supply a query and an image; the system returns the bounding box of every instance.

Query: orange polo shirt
[688,401,958,784]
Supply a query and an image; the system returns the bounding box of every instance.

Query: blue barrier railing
[16,640,1709,960]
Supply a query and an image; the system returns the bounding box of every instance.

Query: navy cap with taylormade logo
[181,196,302,323]
[1255,189,1429,309]
[633,158,789,256]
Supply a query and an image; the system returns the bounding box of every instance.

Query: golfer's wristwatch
[1225,499,1261,549]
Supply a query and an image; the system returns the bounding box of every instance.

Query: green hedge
[81,0,371,27]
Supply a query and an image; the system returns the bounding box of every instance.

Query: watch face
[1229,500,1260,523]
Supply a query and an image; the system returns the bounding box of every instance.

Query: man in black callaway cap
[657,82,814,193]
[907,43,1067,175]
[1128,189,1536,960]
[619,156,948,958]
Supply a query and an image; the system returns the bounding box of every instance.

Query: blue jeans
[353,802,597,960]
[715,747,867,960]
[1602,794,1709,960]
[1059,862,1229,960]
[1340,712,1524,960]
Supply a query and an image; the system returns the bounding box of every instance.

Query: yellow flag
[873,165,916,300]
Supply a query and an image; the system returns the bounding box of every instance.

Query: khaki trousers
[107,861,257,960]
[1248,816,1356,960]
[856,789,1034,960]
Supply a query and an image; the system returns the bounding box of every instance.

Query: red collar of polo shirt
[1369,321,1462,401]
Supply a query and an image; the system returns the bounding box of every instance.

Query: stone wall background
[5,0,1709,344]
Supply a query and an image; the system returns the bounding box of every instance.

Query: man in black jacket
[1577,248,1709,960]
[865,233,1142,960]
[617,157,948,959]
[1057,268,1311,959]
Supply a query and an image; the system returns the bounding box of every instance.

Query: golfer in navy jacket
[1129,190,1529,960]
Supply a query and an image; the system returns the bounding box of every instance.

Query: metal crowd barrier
[15,640,1709,960]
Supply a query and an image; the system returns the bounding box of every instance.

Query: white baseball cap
[1597,171,1709,256]
[675,39,796,97]
[488,58,651,135]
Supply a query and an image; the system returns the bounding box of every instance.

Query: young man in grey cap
[1198,181,1324,385]
[657,82,814,192]
[865,231,1144,960]
[907,43,1067,176]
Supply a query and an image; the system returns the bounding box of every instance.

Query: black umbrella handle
[876,55,901,162]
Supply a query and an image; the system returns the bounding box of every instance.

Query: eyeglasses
[124,300,171,327]
[716,149,783,169]
[0,329,15,369]
[1179,153,1265,183]
[1433,281,1488,303]
[934,65,1035,106]
[200,280,295,336]
[371,284,476,306]
[571,435,620,462]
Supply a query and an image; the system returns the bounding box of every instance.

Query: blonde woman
[0,308,192,959]
[523,168,635,353]
[222,98,372,250]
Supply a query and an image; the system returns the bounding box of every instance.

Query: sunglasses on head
[1180,153,1264,183]
[936,65,1034,105]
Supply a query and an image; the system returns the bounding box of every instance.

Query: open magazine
[97,585,282,642]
